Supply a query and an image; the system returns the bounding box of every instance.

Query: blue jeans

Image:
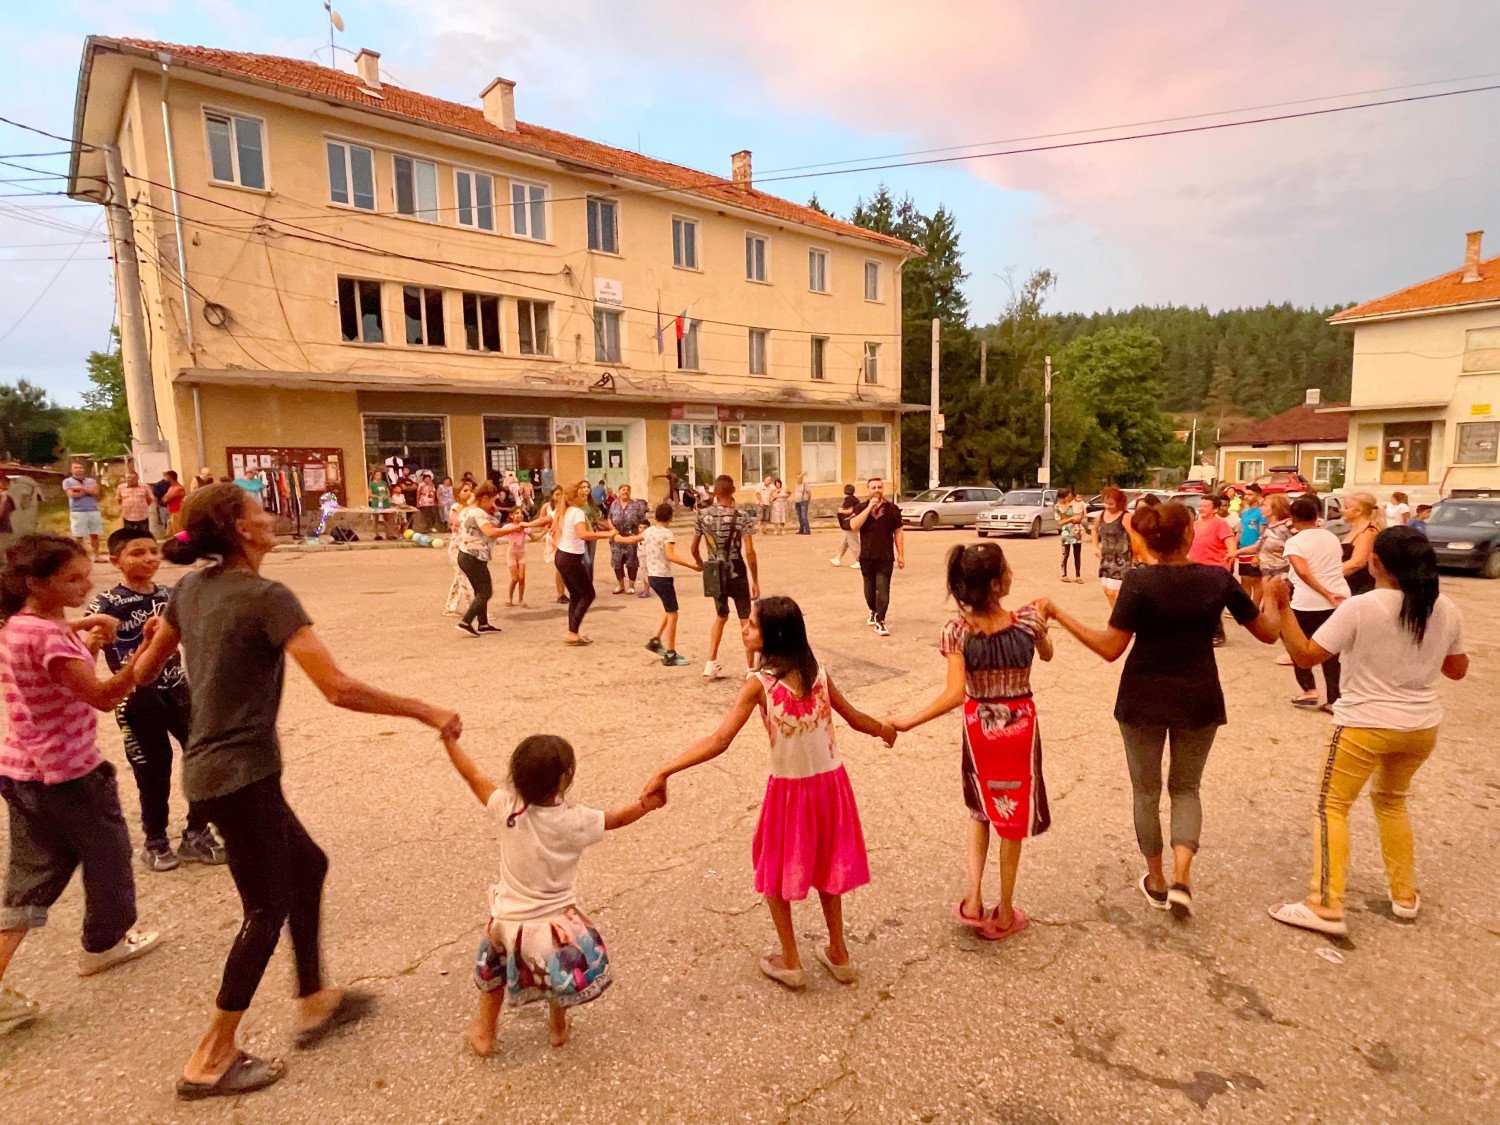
[795,501,811,534]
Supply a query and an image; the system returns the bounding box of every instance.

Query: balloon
[413,533,431,546]
[402,529,415,539]
[429,536,445,548]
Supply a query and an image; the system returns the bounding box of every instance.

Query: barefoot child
[643,596,893,989]
[620,503,702,667]
[893,543,1053,943]
[0,536,163,1036]
[438,732,661,1054]
[85,527,225,872]
[501,507,544,608]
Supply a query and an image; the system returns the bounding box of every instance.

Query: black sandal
[293,989,376,1050]
[176,1051,286,1100]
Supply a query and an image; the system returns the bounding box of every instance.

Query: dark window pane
[327,142,348,204]
[404,285,423,345]
[236,118,265,189]
[476,175,493,231]
[533,303,549,352]
[394,157,414,215]
[351,147,374,210]
[358,280,383,343]
[338,277,358,342]
[480,296,500,351]
[425,289,445,347]
[206,116,234,182]
[463,293,478,350]
[456,173,473,225]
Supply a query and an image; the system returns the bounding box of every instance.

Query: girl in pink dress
[644,596,894,990]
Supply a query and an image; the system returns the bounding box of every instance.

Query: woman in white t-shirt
[1385,491,1411,528]
[551,490,616,646]
[1265,527,1468,938]
[1281,496,1350,711]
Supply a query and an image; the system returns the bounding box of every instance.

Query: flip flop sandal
[758,952,806,990]
[1137,873,1170,911]
[952,901,987,928]
[293,989,376,1050]
[978,907,1030,943]
[1267,901,1347,936]
[814,946,858,984]
[176,1051,286,1101]
[1167,883,1194,919]
[1290,697,1321,708]
[1390,894,1420,920]
[564,637,594,647]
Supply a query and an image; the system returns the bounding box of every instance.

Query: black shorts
[1238,561,1262,578]
[648,576,678,613]
[710,570,752,620]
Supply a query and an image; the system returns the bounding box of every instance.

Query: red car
[1240,467,1311,495]
[1175,479,1210,495]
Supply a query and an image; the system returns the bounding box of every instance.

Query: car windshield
[908,489,947,503]
[1430,502,1500,528]
[1000,490,1043,505]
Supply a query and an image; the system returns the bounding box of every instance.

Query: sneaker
[475,624,502,634]
[455,622,480,638]
[645,638,664,654]
[828,557,842,567]
[850,562,861,571]
[662,650,691,667]
[141,842,180,872]
[0,987,39,1036]
[703,660,725,680]
[77,929,163,977]
[874,622,890,637]
[866,613,876,627]
[178,829,227,866]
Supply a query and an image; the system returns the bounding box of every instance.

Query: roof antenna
[324,2,345,62]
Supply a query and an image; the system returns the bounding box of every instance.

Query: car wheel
[977,530,989,538]
[1482,550,1500,580]
[1028,518,1041,539]
[920,511,938,530]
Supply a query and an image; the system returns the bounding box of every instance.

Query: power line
[0,216,102,345]
[0,115,94,151]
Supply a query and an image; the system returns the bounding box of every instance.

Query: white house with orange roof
[1325,230,1500,504]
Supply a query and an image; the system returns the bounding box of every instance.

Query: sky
[2,0,1497,404]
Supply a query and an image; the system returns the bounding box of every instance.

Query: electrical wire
[0,115,95,151]
[0,216,102,344]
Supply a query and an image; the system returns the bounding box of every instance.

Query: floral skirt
[474,905,611,1009]
[445,537,473,613]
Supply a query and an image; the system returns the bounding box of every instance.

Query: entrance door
[1381,422,1432,485]
[586,426,629,490]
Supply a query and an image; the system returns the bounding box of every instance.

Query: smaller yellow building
[1215,390,1348,489]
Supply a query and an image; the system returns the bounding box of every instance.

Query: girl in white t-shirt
[1265,527,1468,938]
[1385,491,1411,527]
[438,733,661,1054]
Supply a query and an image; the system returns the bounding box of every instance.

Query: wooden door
[1380,422,1431,485]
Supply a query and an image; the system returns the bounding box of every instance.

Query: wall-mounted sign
[552,418,586,446]
[1363,446,1378,461]
[593,278,623,306]
[1472,403,1492,416]
[671,404,744,422]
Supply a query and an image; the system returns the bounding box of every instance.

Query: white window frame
[594,306,623,364]
[586,195,620,254]
[454,168,496,232]
[863,260,881,302]
[748,328,768,376]
[461,292,503,353]
[1311,455,1345,483]
[745,232,769,283]
[801,423,839,484]
[863,342,881,385]
[511,179,548,240]
[810,335,828,381]
[1455,421,1500,465]
[203,108,267,191]
[669,421,718,487]
[1236,458,1266,481]
[337,277,385,344]
[672,215,700,270]
[808,247,829,294]
[362,412,452,483]
[516,299,552,356]
[676,320,700,371]
[392,154,440,223]
[740,422,783,484]
[855,424,890,482]
[402,285,446,347]
[326,138,376,211]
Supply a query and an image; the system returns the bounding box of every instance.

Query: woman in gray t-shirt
[136,483,461,1100]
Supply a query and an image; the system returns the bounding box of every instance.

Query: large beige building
[1326,230,1500,503]
[67,37,921,513]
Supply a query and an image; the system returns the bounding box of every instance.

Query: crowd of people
[0,466,1471,1102]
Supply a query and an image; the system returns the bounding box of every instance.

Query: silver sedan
[899,486,1005,530]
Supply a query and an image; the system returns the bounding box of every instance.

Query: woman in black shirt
[1038,502,1279,919]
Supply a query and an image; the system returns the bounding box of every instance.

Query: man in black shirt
[848,477,904,635]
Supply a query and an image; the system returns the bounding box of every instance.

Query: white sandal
[1390,894,1420,920]
[814,945,858,984]
[758,952,806,990]
[1268,901,1347,936]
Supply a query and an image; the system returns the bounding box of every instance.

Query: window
[669,422,717,486]
[863,342,880,384]
[400,286,445,347]
[1463,326,1500,374]
[677,320,700,370]
[810,336,828,381]
[864,260,880,301]
[801,423,837,483]
[393,155,439,222]
[1311,455,1345,483]
[511,180,547,239]
[587,196,619,253]
[1236,459,1265,481]
[516,300,551,355]
[745,233,768,281]
[856,424,890,482]
[462,293,501,352]
[364,414,448,479]
[808,248,828,293]
[1456,421,1499,464]
[337,277,384,343]
[327,140,375,210]
[594,307,622,363]
[672,216,699,269]
[455,170,495,231]
[748,328,768,376]
[740,422,782,483]
[204,112,265,190]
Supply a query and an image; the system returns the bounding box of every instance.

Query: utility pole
[978,339,987,387]
[102,144,161,454]
[929,317,941,489]
[1039,354,1052,486]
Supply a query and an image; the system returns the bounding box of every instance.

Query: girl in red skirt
[894,543,1053,943]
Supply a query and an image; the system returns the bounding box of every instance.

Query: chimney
[1305,387,1321,407]
[354,48,381,89]
[1462,230,1483,283]
[481,78,517,131]
[731,149,752,185]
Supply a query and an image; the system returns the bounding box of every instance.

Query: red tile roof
[99,37,916,254]
[1330,255,1500,323]
[1218,403,1349,445]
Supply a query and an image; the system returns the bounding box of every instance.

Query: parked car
[976,489,1061,538]
[899,486,1005,530]
[1240,466,1312,494]
[1175,478,1211,495]
[1422,498,1500,579]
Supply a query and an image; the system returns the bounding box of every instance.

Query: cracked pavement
[1,529,1495,1122]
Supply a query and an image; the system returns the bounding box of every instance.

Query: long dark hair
[755,595,818,697]
[0,535,86,620]
[1373,526,1440,643]
[162,482,250,565]
[506,734,576,826]
[946,542,1009,615]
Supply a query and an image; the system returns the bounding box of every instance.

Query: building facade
[1215,390,1348,489]
[1326,231,1500,503]
[68,37,921,515]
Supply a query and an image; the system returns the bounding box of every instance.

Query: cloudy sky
[3,1,1497,403]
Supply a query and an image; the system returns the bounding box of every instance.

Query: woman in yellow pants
[1264,527,1468,937]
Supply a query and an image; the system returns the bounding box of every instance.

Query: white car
[976,489,1061,538]
[899,486,1005,530]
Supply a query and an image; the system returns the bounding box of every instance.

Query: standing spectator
[829,485,861,569]
[1188,494,1236,646]
[1408,504,1432,535]
[692,475,760,678]
[396,469,419,531]
[1091,486,1133,605]
[63,461,105,561]
[150,472,172,535]
[116,470,153,535]
[769,479,788,535]
[1341,493,1381,596]
[590,479,608,511]
[0,475,17,560]
[1283,495,1349,712]
[1385,491,1412,527]
[793,473,812,535]
[367,467,396,542]
[1236,486,1267,600]
[191,468,216,491]
[415,471,439,534]
[848,477,905,637]
[162,472,188,537]
[606,484,649,596]
[437,476,456,527]
[1055,488,1086,583]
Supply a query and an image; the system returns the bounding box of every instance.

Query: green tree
[59,328,131,457]
[0,379,62,463]
[1055,328,1175,484]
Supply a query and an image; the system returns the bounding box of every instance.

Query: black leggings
[556,550,595,634]
[457,551,493,627]
[200,774,329,1013]
[1061,541,1082,577]
[1293,608,1342,702]
[118,685,207,845]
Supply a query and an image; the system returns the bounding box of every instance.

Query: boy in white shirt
[618,503,702,667]
[1282,495,1350,710]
